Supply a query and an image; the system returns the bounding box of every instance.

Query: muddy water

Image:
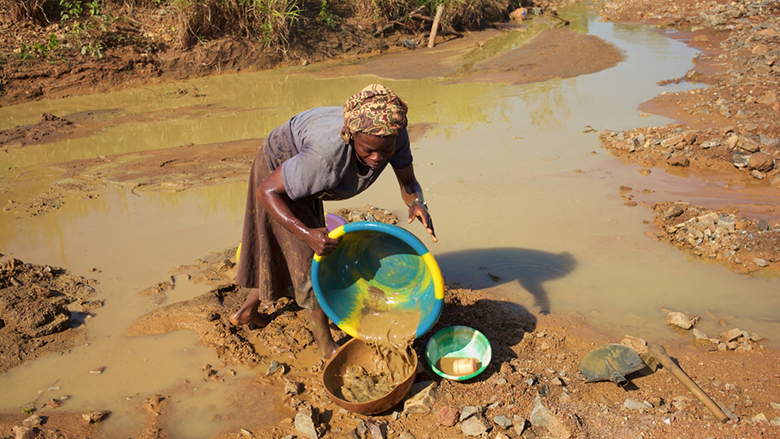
[1,7,780,438]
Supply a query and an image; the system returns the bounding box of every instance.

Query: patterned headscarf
[340,84,408,144]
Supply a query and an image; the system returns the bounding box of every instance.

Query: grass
[2,0,508,53]
[176,0,301,48]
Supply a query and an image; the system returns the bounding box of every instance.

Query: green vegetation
[16,34,61,60]
[2,0,506,54]
[316,0,337,28]
[21,407,36,415]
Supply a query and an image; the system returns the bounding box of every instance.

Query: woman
[231,84,437,360]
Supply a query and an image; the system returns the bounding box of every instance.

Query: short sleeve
[281,150,341,201]
[390,128,413,169]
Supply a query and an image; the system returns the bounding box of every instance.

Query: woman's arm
[257,167,341,256]
[394,164,437,242]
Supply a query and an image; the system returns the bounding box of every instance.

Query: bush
[176,0,300,48]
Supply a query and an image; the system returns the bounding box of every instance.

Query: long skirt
[234,142,324,310]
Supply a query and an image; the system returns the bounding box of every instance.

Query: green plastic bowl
[425,326,491,381]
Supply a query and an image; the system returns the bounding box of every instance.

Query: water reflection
[0,182,246,268]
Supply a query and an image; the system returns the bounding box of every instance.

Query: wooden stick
[428,4,445,48]
[647,344,730,423]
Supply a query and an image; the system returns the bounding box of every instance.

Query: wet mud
[0,257,98,374]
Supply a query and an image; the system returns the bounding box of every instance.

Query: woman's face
[353,132,397,169]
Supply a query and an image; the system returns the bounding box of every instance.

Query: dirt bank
[0,257,98,374]
[595,0,780,274]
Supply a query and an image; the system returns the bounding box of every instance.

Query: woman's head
[341,84,408,145]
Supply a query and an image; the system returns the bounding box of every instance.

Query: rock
[284,379,302,395]
[460,405,482,422]
[667,155,690,167]
[529,398,551,427]
[90,366,106,374]
[513,416,527,434]
[700,139,720,149]
[496,433,511,439]
[759,135,779,148]
[82,410,110,423]
[726,135,740,149]
[731,151,751,168]
[404,382,436,414]
[757,92,778,105]
[295,405,318,439]
[664,205,685,220]
[755,258,769,268]
[621,335,648,355]
[748,152,774,172]
[12,426,34,439]
[493,415,513,428]
[739,137,761,153]
[22,415,42,427]
[461,416,490,436]
[266,360,284,376]
[240,429,252,436]
[624,398,652,410]
[751,413,768,423]
[666,311,696,329]
[436,406,459,427]
[770,401,780,410]
[661,135,685,148]
[366,418,384,439]
[721,328,743,342]
[717,216,735,233]
[692,328,709,340]
[672,397,688,411]
[45,398,61,408]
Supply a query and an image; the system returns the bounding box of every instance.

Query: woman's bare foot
[229,309,270,327]
[230,288,271,327]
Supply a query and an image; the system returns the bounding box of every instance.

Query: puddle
[1,7,779,438]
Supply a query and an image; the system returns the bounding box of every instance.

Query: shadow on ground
[435,248,577,314]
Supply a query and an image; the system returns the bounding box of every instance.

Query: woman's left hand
[408,201,437,242]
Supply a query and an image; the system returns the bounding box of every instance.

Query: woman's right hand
[302,227,341,256]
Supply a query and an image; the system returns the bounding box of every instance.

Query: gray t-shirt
[264,106,412,201]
